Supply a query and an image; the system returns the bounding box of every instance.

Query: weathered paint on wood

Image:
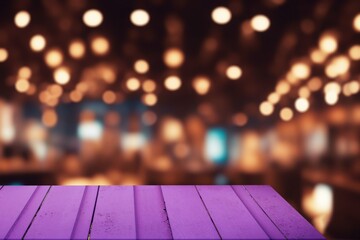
[0,185,324,240]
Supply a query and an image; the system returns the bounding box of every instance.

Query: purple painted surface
[245,185,325,240]
[24,186,86,239]
[134,186,172,239]
[6,186,50,239]
[161,185,220,239]
[232,185,285,239]
[90,186,136,240]
[0,186,37,239]
[196,185,269,239]
[71,186,99,240]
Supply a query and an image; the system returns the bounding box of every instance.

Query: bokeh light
[192,76,211,95]
[280,107,293,121]
[226,65,242,80]
[250,15,271,32]
[353,14,360,32]
[126,77,141,91]
[259,101,274,116]
[91,36,109,56]
[30,34,46,52]
[0,48,8,62]
[142,93,157,106]
[15,78,30,93]
[44,48,63,68]
[163,48,184,68]
[14,11,31,28]
[53,67,71,85]
[69,39,86,59]
[295,97,310,112]
[130,9,150,26]
[319,33,337,54]
[83,9,103,27]
[134,59,149,74]
[142,79,156,93]
[164,75,182,91]
[211,7,232,25]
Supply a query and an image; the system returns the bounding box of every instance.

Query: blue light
[205,128,228,164]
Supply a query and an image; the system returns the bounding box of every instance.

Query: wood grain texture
[90,186,136,240]
[0,186,38,239]
[24,186,86,239]
[196,185,269,239]
[134,186,172,239]
[6,186,50,240]
[245,185,325,240]
[161,185,220,239]
[232,185,285,239]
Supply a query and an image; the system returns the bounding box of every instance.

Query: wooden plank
[71,186,99,239]
[0,186,38,239]
[134,186,172,239]
[161,185,220,239]
[196,185,269,239]
[245,186,325,240]
[232,185,285,239]
[24,186,86,239]
[90,186,136,240]
[6,186,50,239]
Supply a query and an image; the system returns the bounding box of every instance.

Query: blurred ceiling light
[324,82,341,95]
[30,34,46,52]
[0,48,8,62]
[318,33,337,54]
[348,45,360,60]
[102,90,116,104]
[298,86,311,98]
[211,7,232,25]
[295,97,309,112]
[91,36,109,56]
[69,39,86,59]
[142,111,157,125]
[42,109,58,127]
[77,121,103,140]
[14,11,31,28]
[268,92,280,104]
[164,75,182,91]
[325,55,350,78]
[232,113,248,126]
[44,48,63,68]
[126,77,141,91]
[307,77,323,91]
[192,76,211,95]
[100,66,116,83]
[280,107,293,121]
[130,9,150,26]
[163,48,184,68]
[142,93,157,106]
[18,66,32,79]
[53,67,71,85]
[325,92,338,105]
[259,101,274,116]
[310,49,327,64]
[276,80,290,95]
[161,117,184,142]
[70,90,83,102]
[291,62,311,80]
[15,78,30,93]
[142,79,156,92]
[353,14,360,32]
[134,59,149,74]
[83,9,103,27]
[226,65,242,80]
[250,15,271,32]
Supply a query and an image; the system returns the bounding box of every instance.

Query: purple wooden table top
[0,185,324,240]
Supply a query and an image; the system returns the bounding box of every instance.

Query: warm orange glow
[42,109,58,127]
[142,93,157,106]
[164,75,182,91]
[142,79,156,93]
[69,40,86,59]
[226,65,242,80]
[310,49,327,64]
[142,111,157,125]
[83,9,103,27]
[325,55,350,78]
[163,48,184,68]
[91,36,110,56]
[48,84,63,98]
[54,67,71,85]
[44,48,63,68]
[130,9,150,26]
[280,107,293,121]
[192,76,211,95]
[250,15,271,32]
[0,48,8,62]
[259,101,274,116]
[14,11,31,28]
[126,77,141,91]
[18,66,32,79]
[30,34,46,52]
[319,33,337,54]
[307,77,322,91]
[295,97,309,112]
[134,59,149,74]
[298,86,311,98]
[353,14,360,32]
[291,62,311,80]
[15,78,30,93]
[232,113,248,126]
[211,7,232,25]
[348,45,360,60]
[276,80,290,95]
[102,90,117,104]
[325,92,338,105]
[69,90,83,102]
[324,82,341,95]
[267,92,280,104]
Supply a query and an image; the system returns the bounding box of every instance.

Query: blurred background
[0,0,359,238]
